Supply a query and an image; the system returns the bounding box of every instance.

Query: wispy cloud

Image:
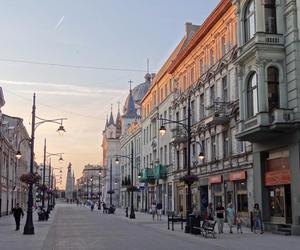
[0,79,128,96]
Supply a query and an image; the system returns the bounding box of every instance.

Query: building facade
[101,108,122,206]
[233,0,300,234]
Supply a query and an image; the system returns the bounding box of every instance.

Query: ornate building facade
[233,0,300,235]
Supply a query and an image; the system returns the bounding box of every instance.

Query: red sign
[265,169,291,186]
[209,175,222,184]
[229,171,246,181]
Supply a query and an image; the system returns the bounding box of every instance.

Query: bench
[193,220,217,238]
[167,212,186,231]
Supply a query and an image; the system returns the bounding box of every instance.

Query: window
[247,72,258,117]
[190,67,195,84]
[221,36,226,57]
[191,100,195,124]
[267,66,280,111]
[183,75,187,90]
[211,135,217,161]
[265,0,277,34]
[164,145,167,165]
[192,144,196,162]
[210,48,215,67]
[223,130,229,158]
[183,147,187,169]
[199,94,204,119]
[245,0,256,42]
[222,76,228,101]
[199,58,204,76]
[210,85,215,105]
[165,84,168,97]
[169,79,172,93]
[160,87,164,102]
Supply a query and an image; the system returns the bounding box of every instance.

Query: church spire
[108,104,115,126]
[123,80,137,118]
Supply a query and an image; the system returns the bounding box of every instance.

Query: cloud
[0,79,128,96]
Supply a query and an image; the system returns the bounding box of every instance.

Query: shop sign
[229,171,246,181]
[265,169,291,186]
[208,175,222,184]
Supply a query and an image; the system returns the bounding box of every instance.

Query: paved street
[1,203,300,250]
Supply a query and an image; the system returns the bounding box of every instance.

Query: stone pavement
[1,203,300,250]
[0,207,56,250]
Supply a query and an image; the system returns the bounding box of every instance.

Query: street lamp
[16,151,22,160]
[98,170,102,210]
[22,93,67,235]
[158,93,204,233]
[115,141,135,219]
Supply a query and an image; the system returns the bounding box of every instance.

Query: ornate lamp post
[115,141,135,219]
[15,93,67,235]
[98,169,102,210]
[158,94,204,233]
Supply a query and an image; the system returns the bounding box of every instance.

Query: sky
[0,0,220,188]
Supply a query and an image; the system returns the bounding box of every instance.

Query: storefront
[264,153,292,224]
[228,171,248,217]
[209,175,223,209]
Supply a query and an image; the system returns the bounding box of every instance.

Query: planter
[20,173,41,185]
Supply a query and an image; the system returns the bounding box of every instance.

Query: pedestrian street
[1,203,300,250]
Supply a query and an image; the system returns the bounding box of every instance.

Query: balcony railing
[139,168,155,182]
[154,164,167,180]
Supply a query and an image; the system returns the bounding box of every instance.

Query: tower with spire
[65,162,74,201]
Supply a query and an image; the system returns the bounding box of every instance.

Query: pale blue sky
[0,0,220,185]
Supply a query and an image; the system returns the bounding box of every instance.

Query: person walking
[156,202,162,221]
[253,203,264,234]
[215,202,225,234]
[226,203,235,234]
[236,214,243,234]
[90,201,94,212]
[151,201,157,221]
[12,203,24,231]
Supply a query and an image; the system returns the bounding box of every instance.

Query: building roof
[123,74,152,116]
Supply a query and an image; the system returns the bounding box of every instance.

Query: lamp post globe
[159,125,166,136]
[115,157,120,165]
[198,152,205,161]
[57,125,66,136]
[16,151,22,160]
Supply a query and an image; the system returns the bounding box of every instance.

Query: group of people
[151,201,163,221]
[206,202,264,234]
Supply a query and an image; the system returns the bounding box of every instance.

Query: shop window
[237,194,248,212]
[214,195,223,209]
[247,72,258,118]
[245,0,256,42]
[265,0,277,34]
[267,66,280,111]
[237,181,248,212]
[212,183,222,193]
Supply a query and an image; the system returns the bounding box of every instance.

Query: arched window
[265,0,277,34]
[267,66,280,110]
[247,72,258,117]
[245,0,256,42]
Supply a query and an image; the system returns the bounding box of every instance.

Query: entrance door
[269,186,285,224]
[285,185,292,224]
[200,186,208,217]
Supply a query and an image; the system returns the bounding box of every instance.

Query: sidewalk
[0,208,56,250]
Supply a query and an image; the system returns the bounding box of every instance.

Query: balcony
[154,164,167,180]
[170,127,187,144]
[205,100,230,126]
[236,109,299,142]
[139,168,155,182]
[238,32,284,62]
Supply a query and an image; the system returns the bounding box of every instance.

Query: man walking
[12,203,24,231]
[215,202,224,234]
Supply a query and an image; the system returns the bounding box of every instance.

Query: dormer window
[245,0,256,42]
[265,0,277,34]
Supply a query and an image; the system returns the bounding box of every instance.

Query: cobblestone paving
[1,203,300,250]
